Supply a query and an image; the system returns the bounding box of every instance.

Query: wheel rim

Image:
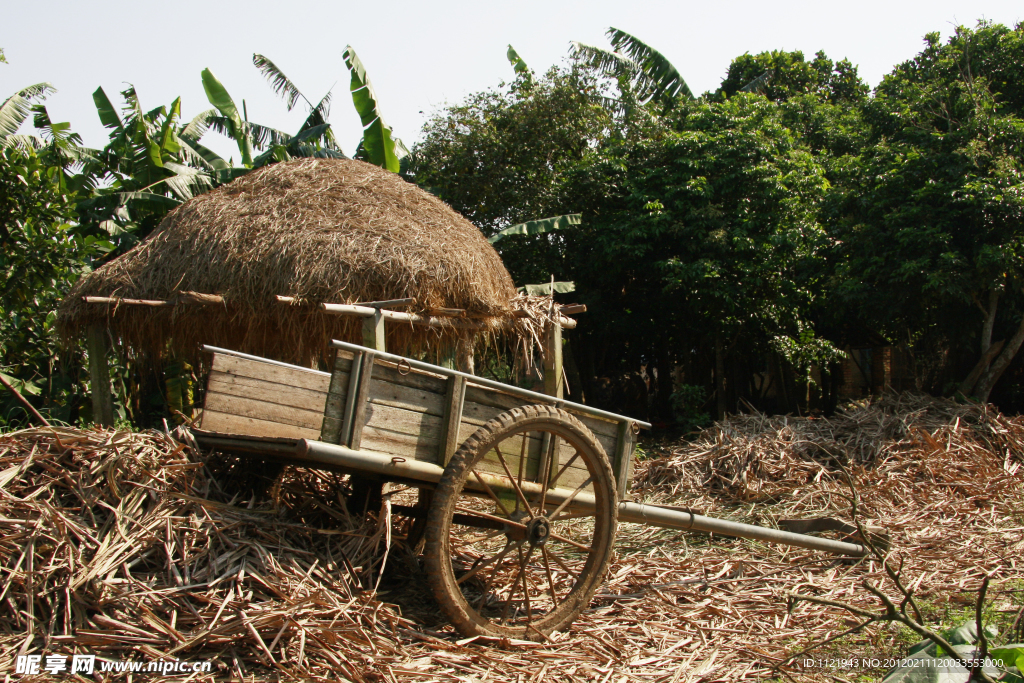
[426,407,617,639]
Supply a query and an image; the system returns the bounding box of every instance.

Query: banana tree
[78,86,220,247]
[343,46,408,172]
[488,214,581,244]
[0,83,56,151]
[200,69,253,168]
[571,28,694,108]
[203,63,345,170]
[507,44,535,88]
[571,27,770,110]
[250,54,347,165]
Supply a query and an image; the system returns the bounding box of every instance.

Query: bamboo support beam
[352,297,416,309]
[83,292,224,307]
[275,295,578,329]
[83,293,581,328]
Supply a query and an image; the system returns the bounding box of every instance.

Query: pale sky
[3,0,1022,163]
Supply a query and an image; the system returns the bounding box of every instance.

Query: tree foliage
[0,147,104,424]
[834,22,1024,400]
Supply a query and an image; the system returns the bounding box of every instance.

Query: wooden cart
[193,339,866,641]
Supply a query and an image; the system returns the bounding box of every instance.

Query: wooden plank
[208,373,329,413]
[360,428,440,462]
[439,376,467,466]
[204,392,324,431]
[460,400,592,477]
[348,352,377,450]
[461,384,619,439]
[576,413,619,440]
[200,410,322,440]
[368,375,446,416]
[372,361,447,395]
[360,401,444,463]
[211,354,330,393]
[364,402,444,440]
[460,398,508,428]
[320,360,352,444]
[339,351,364,446]
[622,428,637,494]
[463,384,523,414]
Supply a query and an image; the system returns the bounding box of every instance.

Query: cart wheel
[424,405,617,641]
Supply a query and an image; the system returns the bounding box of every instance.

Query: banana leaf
[488,214,581,244]
[343,46,405,172]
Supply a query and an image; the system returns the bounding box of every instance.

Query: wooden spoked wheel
[424,405,618,640]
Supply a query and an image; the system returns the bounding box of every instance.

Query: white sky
[3,0,1022,163]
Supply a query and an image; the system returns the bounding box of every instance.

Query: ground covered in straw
[1,392,1022,682]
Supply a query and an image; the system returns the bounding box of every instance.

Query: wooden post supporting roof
[362,308,386,352]
[543,321,563,399]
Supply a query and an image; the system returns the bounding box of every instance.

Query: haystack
[58,158,521,367]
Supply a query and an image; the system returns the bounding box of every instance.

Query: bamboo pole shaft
[0,373,50,427]
[293,439,865,556]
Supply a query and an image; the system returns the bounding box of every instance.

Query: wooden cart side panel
[368,373,447,416]
[199,411,323,440]
[204,393,323,431]
[348,352,378,450]
[361,402,444,462]
[210,354,331,391]
[207,374,327,413]
[201,354,330,439]
[613,421,638,500]
[462,385,619,438]
[372,361,448,396]
[461,381,635,496]
[454,420,592,490]
[439,376,467,466]
[320,368,352,444]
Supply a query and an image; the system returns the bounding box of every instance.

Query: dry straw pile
[1,393,1022,682]
[57,158,520,366]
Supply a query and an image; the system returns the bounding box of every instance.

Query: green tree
[406,64,611,288]
[834,21,1024,402]
[562,95,835,416]
[719,50,869,104]
[0,147,105,424]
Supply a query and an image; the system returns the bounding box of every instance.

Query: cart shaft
[296,440,866,557]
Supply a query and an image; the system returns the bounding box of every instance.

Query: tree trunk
[973,313,1024,403]
[981,289,999,355]
[714,333,726,420]
[826,361,842,416]
[958,339,1005,397]
[960,289,1001,396]
[562,336,584,404]
[87,325,114,427]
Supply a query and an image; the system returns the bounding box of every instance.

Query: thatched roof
[58,158,520,366]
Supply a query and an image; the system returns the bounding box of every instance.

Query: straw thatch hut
[57,158,525,369]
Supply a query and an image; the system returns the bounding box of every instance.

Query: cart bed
[199,345,641,497]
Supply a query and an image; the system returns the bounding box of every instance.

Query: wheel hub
[526,516,551,547]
